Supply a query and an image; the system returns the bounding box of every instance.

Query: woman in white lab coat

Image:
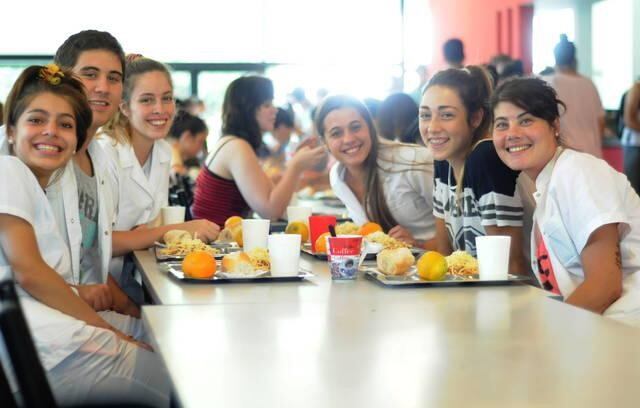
[99,56,219,300]
[0,65,170,405]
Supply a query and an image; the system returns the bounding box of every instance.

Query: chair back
[0,280,57,407]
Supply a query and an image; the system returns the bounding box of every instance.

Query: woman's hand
[75,284,113,312]
[388,225,417,247]
[113,329,154,352]
[179,220,220,242]
[289,145,327,173]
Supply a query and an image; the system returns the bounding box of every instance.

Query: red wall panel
[429,0,533,71]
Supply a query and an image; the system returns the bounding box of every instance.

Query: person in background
[622,80,640,194]
[191,76,326,225]
[419,66,528,274]
[261,107,295,182]
[410,65,430,105]
[0,65,170,406]
[289,87,315,137]
[0,101,3,125]
[316,95,437,248]
[363,97,382,130]
[99,56,219,303]
[542,34,605,158]
[491,77,640,326]
[168,110,208,175]
[490,54,512,77]
[377,93,422,145]
[498,60,524,84]
[443,38,465,69]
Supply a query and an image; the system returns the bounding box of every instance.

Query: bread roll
[376,248,415,276]
[163,230,191,245]
[221,252,255,274]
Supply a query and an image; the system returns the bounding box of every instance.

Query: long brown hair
[424,65,493,202]
[315,95,430,232]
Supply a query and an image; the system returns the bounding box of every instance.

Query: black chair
[0,360,18,408]
[0,280,162,408]
[0,279,56,407]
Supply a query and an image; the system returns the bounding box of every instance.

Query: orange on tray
[225,216,243,230]
[182,251,217,279]
[359,222,383,236]
[285,221,309,243]
[231,225,243,247]
[314,232,331,254]
[417,251,448,281]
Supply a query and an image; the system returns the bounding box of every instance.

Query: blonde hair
[101,55,173,145]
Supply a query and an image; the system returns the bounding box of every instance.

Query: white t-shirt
[543,72,605,158]
[0,157,94,370]
[532,148,640,324]
[330,143,436,241]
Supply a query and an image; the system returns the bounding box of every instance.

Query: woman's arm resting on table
[111,219,220,256]
[0,214,150,349]
[0,214,116,330]
[484,225,527,275]
[434,218,453,255]
[566,223,623,314]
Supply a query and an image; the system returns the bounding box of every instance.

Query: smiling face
[72,49,123,130]
[322,107,372,169]
[419,85,479,164]
[255,100,277,132]
[122,70,175,142]
[492,101,559,180]
[7,92,77,182]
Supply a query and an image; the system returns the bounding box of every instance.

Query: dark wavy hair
[491,76,566,128]
[222,76,274,151]
[4,65,92,152]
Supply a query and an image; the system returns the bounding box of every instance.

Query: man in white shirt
[543,35,605,158]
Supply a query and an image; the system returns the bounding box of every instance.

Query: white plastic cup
[268,234,301,276]
[287,206,313,226]
[476,236,511,280]
[161,206,186,225]
[242,219,270,251]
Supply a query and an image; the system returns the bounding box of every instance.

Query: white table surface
[138,249,640,407]
[143,289,640,408]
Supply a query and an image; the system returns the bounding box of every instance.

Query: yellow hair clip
[39,64,65,85]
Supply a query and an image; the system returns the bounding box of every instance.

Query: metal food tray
[154,243,240,262]
[364,268,530,287]
[301,244,423,261]
[163,262,313,283]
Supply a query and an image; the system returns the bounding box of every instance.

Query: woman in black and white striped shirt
[418,65,528,275]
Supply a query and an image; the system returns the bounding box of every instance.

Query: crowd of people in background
[1,28,640,406]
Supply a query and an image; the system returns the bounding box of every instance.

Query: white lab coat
[0,156,170,405]
[0,157,93,371]
[45,140,118,284]
[98,138,171,283]
[531,148,640,325]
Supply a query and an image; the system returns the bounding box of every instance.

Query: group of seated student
[1,29,640,407]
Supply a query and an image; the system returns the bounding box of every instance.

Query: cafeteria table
[137,249,640,407]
